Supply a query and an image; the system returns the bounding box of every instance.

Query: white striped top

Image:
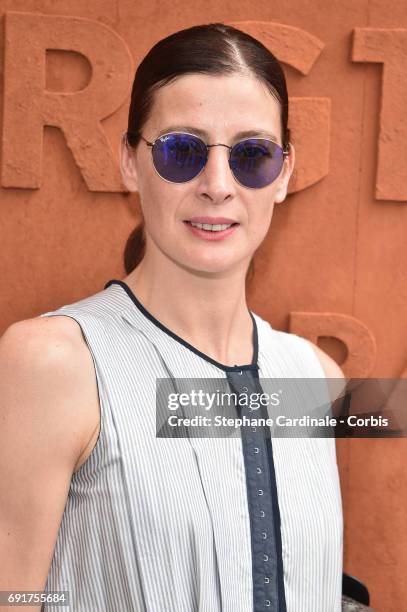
[38,279,343,612]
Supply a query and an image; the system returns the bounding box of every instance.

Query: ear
[274,142,295,204]
[119,131,139,192]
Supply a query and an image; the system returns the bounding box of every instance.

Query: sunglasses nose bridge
[202,143,237,186]
[206,143,232,163]
[207,143,231,149]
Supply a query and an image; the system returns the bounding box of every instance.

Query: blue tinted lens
[152,133,207,183]
[230,139,284,188]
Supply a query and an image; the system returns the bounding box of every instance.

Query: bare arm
[0,316,99,610]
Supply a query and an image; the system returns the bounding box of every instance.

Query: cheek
[138,173,168,219]
[139,183,181,240]
[246,201,275,244]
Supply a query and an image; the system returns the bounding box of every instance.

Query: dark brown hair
[123,22,290,276]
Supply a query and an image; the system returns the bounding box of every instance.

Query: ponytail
[124,221,145,274]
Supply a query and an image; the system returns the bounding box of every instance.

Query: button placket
[226,369,280,611]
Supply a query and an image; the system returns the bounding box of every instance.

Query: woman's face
[121,72,295,277]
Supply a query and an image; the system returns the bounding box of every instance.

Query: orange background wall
[1,2,406,610]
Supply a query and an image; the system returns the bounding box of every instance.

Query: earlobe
[119,132,139,192]
[274,185,288,204]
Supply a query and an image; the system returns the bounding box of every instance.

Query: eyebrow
[156,125,281,143]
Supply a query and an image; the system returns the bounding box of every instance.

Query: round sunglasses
[139,131,290,189]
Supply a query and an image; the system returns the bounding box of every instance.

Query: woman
[0,23,344,612]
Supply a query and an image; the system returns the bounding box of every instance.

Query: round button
[254,447,260,454]
[258,489,264,496]
[265,600,271,607]
[262,532,267,539]
[260,510,265,517]
[264,577,270,584]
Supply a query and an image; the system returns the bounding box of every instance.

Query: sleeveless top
[38,279,343,612]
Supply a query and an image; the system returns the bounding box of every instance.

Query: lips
[186,216,238,224]
[183,218,239,241]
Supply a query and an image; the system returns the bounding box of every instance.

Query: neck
[123,250,255,367]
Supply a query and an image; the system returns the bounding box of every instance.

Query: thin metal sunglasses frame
[137,131,290,188]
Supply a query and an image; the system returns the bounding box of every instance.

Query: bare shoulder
[2,313,87,361]
[304,340,346,379]
[0,315,100,471]
[305,340,348,407]
[1,315,93,408]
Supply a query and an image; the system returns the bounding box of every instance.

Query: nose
[196,144,236,204]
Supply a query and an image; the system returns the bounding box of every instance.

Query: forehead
[146,73,282,138]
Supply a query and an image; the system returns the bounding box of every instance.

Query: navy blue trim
[226,369,287,610]
[104,279,259,373]
[264,438,287,612]
[266,438,287,612]
[254,370,287,612]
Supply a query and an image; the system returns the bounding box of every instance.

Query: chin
[181,256,243,277]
